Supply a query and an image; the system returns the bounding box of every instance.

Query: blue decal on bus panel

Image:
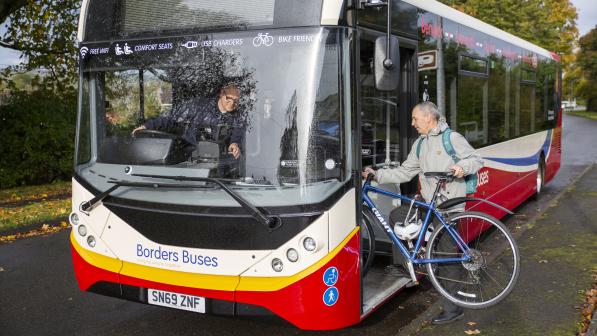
[323,266,339,286]
[323,287,339,306]
[484,131,552,167]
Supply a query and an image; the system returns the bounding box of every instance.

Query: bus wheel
[360,208,376,277]
[534,155,545,198]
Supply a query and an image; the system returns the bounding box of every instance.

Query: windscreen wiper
[79,180,214,213]
[132,173,282,231]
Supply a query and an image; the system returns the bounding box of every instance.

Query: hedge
[0,89,76,189]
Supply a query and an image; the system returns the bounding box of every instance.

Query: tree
[0,0,80,90]
[576,26,597,111]
[438,0,579,66]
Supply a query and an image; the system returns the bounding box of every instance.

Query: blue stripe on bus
[484,130,552,167]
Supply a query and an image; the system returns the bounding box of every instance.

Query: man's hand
[451,165,465,178]
[229,143,241,159]
[132,125,146,135]
[362,167,376,180]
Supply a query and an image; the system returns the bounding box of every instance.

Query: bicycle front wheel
[426,211,520,309]
[360,207,377,277]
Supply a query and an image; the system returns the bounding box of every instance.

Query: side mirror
[374,36,400,91]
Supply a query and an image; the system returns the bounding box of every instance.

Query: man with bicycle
[362,101,483,324]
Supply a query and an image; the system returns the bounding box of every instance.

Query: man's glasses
[223,94,240,105]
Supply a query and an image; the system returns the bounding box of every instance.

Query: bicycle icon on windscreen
[253,33,274,47]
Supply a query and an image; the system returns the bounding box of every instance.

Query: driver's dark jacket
[144,97,244,146]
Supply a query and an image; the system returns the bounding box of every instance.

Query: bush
[0,89,76,189]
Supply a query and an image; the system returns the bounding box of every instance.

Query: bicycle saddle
[423,171,454,179]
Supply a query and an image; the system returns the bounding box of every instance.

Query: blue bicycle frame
[361,183,472,265]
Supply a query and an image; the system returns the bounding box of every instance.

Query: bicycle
[252,33,274,47]
[360,170,520,309]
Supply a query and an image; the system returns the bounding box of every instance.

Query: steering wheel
[134,129,178,139]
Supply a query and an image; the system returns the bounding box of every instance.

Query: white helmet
[394,219,422,241]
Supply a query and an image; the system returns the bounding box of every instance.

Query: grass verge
[0,198,71,233]
[0,180,71,206]
[566,110,597,121]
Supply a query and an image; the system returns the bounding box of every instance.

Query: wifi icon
[80,47,89,58]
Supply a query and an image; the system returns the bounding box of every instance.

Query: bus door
[358,29,418,314]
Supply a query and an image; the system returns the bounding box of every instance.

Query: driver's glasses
[223,94,240,105]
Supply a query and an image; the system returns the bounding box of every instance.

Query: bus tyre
[425,212,520,309]
[360,207,376,277]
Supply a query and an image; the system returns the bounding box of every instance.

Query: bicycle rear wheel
[426,211,520,309]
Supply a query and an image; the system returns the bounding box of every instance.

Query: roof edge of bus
[77,0,90,43]
[402,0,559,62]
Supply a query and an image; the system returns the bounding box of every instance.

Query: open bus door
[357,29,418,316]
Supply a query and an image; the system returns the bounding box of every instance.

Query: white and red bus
[70,0,561,330]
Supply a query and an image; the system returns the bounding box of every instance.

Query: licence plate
[147,289,206,313]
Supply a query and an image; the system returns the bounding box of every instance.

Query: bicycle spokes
[426,212,520,309]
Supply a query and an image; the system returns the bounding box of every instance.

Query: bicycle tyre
[360,207,377,277]
[425,211,520,309]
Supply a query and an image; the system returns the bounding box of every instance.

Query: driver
[133,83,244,159]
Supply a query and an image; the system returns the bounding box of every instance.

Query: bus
[70,0,561,330]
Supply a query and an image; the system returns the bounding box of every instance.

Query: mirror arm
[384,0,393,70]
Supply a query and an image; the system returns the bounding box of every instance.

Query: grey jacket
[376,121,483,204]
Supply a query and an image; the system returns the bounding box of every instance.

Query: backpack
[416,128,478,194]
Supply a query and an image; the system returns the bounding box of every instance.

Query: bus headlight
[69,212,80,226]
[271,258,283,272]
[78,225,87,237]
[286,248,299,262]
[302,237,317,252]
[87,235,96,248]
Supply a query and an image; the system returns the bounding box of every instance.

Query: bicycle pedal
[405,281,419,288]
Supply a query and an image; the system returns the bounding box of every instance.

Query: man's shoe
[431,309,464,325]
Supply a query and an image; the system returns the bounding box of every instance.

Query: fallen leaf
[398,305,405,309]
[538,260,548,264]
[60,221,68,227]
[0,267,5,272]
[464,330,481,335]
[467,322,477,326]
[41,224,50,231]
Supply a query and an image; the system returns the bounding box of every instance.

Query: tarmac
[399,164,597,336]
